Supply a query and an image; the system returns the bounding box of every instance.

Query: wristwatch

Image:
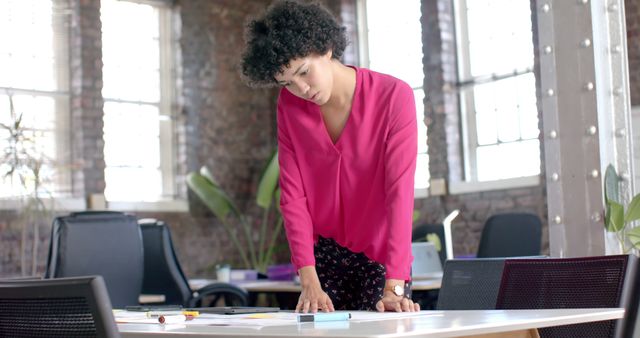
[386,284,405,297]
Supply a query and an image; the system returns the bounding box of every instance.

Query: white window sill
[0,197,87,211]
[106,199,189,213]
[414,187,429,199]
[449,175,541,195]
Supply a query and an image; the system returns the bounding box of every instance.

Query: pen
[158,314,187,324]
[297,312,351,323]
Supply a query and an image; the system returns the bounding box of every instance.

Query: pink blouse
[277,66,417,280]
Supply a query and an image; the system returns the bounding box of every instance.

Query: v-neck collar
[310,65,360,152]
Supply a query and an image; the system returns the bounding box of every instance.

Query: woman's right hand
[296,266,335,313]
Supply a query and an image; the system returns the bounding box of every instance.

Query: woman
[241,0,419,313]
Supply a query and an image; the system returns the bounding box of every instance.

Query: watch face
[393,284,404,296]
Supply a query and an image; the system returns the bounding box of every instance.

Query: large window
[454,0,540,182]
[101,0,175,202]
[359,0,428,193]
[0,0,70,198]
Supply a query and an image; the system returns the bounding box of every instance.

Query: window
[101,0,175,202]
[358,0,428,192]
[454,0,540,182]
[0,0,70,198]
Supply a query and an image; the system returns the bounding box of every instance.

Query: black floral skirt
[314,236,412,311]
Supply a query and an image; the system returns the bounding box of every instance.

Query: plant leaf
[199,166,218,185]
[413,210,420,223]
[624,193,640,224]
[627,227,640,249]
[186,172,232,222]
[256,151,279,209]
[607,200,625,232]
[274,188,281,212]
[604,164,621,204]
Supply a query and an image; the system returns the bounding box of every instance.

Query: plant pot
[605,230,624,255]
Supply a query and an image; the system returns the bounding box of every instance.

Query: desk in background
[188,278,441,292]
[188,278,441,309]
[118,308,624,338]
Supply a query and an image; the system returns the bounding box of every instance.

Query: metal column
[537,0,633,257]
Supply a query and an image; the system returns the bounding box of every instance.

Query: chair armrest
[189,282,249,308]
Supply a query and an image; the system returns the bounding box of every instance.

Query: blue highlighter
[297,312,351,323]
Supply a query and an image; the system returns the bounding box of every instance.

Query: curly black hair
[240,0,347,88]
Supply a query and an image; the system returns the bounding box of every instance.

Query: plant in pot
[1,95,56,276]
[186,151,283,275]
[603,164,640,253]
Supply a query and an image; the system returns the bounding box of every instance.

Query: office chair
[139,219,249,307]
[476,213,542,258]
[45,211,144,308]
[436,258,507,310]
[0,276,120,338]
[496,255,637,338]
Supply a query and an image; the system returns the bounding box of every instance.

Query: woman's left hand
[375,291,420,312]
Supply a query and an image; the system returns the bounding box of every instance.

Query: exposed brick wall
[627,0,640,106]
[69,0,106,197]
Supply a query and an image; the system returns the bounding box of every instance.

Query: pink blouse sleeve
[277,95,316,271]
[383,87,418,280]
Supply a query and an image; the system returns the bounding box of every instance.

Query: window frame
[100,0,180,205]
[0,0,75,202]
[356,0,430,198]
[452,0,541,192]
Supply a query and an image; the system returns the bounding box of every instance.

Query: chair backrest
[495,255,637,338]
[436,258,506,310]
[0,276,120,338]
[412,223,447,265]
[476,213,542,258]
[45,211,144,308]
[139,219,249,308]
[139,219,192,307]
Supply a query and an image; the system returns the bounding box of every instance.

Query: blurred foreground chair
[139,219,248,307]
[476,213,542,258]
[0,276,120,338]
[496,254,637,338]
[45,211,144,308]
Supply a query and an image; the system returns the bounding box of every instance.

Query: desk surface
[189,279,441,293]
[118,308,624,338]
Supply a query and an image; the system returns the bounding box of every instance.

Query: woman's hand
[296,266,335,313]
[375,279,420,312]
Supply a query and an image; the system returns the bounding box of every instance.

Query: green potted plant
[186,151,282,274]
[603,164,640,253]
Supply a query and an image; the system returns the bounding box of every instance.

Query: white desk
[118,308,624,338]
[189,279,441,293]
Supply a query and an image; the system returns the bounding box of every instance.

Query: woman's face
[274,51,333,106]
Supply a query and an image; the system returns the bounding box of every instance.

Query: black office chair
[45,211,144,308]
[496,255,637,338]
[436,258,507,310]
[412,223,447,265]
[0,276,120,338]
[476,213,542,258]
[139,219,248,307]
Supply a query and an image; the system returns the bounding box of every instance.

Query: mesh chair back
[412,223,446,265]
[139,219,192,306]
[436,258,506,310]
[0,276,120,338]
[496,255,636,338]
[45,211,144,308]
[477,213,542,258]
